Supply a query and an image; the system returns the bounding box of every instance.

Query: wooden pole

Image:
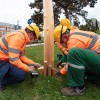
[43,0,54,76]
[48,65,52,76]
[44,61,48,76]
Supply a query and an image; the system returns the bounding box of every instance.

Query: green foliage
[31,36,44,44]
[0,45,100,100]
[96,30,100,35]
[96,20,99,30]
[29,0,97,29]
[80,19,100,33]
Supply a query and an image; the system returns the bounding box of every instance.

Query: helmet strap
[60,26,63,39]
[65,28,70,35]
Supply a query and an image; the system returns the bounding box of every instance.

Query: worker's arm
[59,39,86,75]
[20,52,41,68]
[20,52,35,64]
[57,42,68,55]
[8,34,36,72]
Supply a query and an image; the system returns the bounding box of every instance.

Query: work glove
[56,61,63,68]
[28,63,41,69]
[33,63,41,68]
[56,63,67,76]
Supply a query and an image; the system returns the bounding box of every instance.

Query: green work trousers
[67,48,100,87]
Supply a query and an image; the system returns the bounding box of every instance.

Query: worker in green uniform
[61,47,100,96]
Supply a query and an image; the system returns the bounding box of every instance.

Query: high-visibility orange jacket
[58,29,100,75]
[57,29,100,55]
[0,30,35,72]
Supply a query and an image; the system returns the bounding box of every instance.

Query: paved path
[26,43,44,47]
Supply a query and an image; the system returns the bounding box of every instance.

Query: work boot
[61,87,85,96]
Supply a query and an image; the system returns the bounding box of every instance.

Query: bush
[96,30,100,35]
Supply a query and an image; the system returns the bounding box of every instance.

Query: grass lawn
[0,45,100,100]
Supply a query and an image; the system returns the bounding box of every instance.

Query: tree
[96,19,99,30]
[29,0,97,30]
[80,19,100,33]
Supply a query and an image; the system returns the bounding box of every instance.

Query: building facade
[0,22,22,37]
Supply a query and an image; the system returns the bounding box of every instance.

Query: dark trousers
[0,61,26,86]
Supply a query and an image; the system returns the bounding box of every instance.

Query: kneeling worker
[0,23,41,90]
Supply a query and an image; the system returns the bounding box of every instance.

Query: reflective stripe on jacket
[68,30,100,51]
[0,30,34,71]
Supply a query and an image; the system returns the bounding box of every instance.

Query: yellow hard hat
[26,23,40,39]
[53,25,68,43]
[60,18,71,29]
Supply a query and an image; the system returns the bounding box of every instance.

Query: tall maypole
[43,0,54,76]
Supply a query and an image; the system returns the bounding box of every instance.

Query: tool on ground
[30,71,39,78]
[29,65,39,78]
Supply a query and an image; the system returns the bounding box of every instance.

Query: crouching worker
[61,48,100,96]
[56,18,79,73]
[0,23,41,91]
[53,23,100,75]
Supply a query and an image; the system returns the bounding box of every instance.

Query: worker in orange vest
[54,24,100,74]
[56,18,79,75]
[0,23,41,90]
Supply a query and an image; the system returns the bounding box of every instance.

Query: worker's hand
[56,61,63,68]
[33,63,41,68]
[29,66,35,72]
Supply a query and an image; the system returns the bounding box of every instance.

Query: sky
[83,0,100,23]
[0,0,34,28]
[0,0,100,28]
